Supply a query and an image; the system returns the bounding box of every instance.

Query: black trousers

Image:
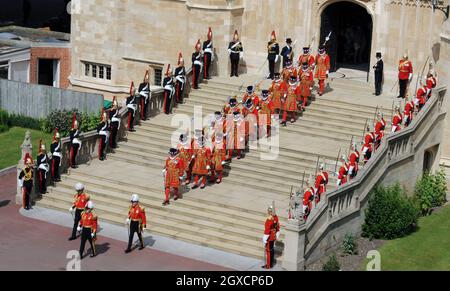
[142,99,149,120]
[71,143,79,167]
[375,73,382,95]
[71,209,83,238]
[79,227,96,257]
[126,221,144,250]
[399,79,408,98]
[98,135,107,160]
[51,156,60,180]
[268,57,276,79]
[230,54,239,76]
[203,53,212,79]
[193,65,201,89]
[163,90,173,114]
[109,122,119,148]
[38,169,47,194]
[23,184,32,209]
[175,82,184,103]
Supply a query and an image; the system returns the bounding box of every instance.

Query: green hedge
[41,109,101,138]
[362,184,419,240]
[0,109,43,132]
[414,169,448,216]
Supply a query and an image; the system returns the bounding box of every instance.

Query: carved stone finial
[20,130,32,164]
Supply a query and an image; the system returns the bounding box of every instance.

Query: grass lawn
[376,204,450,270]
[0,127,54,169]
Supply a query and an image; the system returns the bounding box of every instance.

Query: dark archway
[320,1,373,73]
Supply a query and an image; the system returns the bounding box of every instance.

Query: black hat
[289,75,297,82]
[303,46,310,51]
[286,38,292,44]
[169,148,178,155]
[245,98,253,109]
[274,72,281,79]
[319,45,325,50]
[214,111,221,116]
[376,52,382,58]
[261,90,269,100]
[246,85,254,94]
[302,62,309,68]
[179,134,187,142]
[229,98,237,107]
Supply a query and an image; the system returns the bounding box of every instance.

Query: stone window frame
[82,61,112,81]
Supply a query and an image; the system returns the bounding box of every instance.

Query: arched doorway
[320,1,373,74]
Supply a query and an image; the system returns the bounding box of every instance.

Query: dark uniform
[109,97,120,149]
[138,73,151,120]
[175,53,186,103]
[280,38,294,68]
[373,52,384,95]
[18,153,33,210]
[203,27,213,80]
[163,65,175,114]
[97,111,110,161]
[228,30,243,77]
[50,130,61,182]
[36,141,49,194]
[126,82,138,131]
[69,113,81,168]
[267,31,280,80]
[192,40,203,89]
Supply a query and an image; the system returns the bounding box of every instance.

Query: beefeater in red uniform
[162,148,185,206]
[223,97,241,115]
[191,137,211,189]
[242,98,259,143]
[403,100,415,127]
[298,62,314,110]
[315,45,330,96]
[281,60,297,83]
[262,205,280,269]
[242,86,260,110]
[298,46,315,70]
[125,194,147,253]
[178,133,193,185]
[391,106,402,133]
[227,111,246,160]
[314,164,328,203]
[348,143,360,180]
[210,132,227,184]
[268,72,287,114]
[281,75,301,126]
[258,90,275,138]
[210,111,227,144]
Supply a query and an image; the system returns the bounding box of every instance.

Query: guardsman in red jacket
[336,155,349,186]
[281,75,301,126]
[403,100,415,127]
[18,153,34,210]
[69,183,90,240]
[162,148,185,206]
[397,53,413,99]
[78,201,98,259]
[258,90,275,138]
[314,164,328,203]
[262,205,280,269]
[348,143,360,180]
[298,46,315,70]
[227,111,246,160]
[281,60,297,83]
[391,106,403,133]
[315,45,330,96]
[414,84,427,111]
[268,73,287,114]
[298,62,314,110]
[374,113,386,150]
[191,137,211,189]
[125,194,146,253]
[178,133,193,185]
[364,125,376,146]
[426,71,437,100]
[210,132,227,184]
[361,139,373,165]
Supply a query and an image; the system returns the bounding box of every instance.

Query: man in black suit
[373,52,383,96]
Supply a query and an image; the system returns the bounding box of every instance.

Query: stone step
[36,199,267,260]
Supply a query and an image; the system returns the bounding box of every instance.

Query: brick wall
[29,47,71,89]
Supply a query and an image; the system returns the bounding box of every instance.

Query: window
[0,61,8,79]
[154,67,162,86]
[82,61,111,81]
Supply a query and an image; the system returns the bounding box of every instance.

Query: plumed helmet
[24,152,33,165]
[178,52,184,66]
[129,81,135,96]
[53,128,60,140]
[131,194,139,202]
[86,201,94,209]
[143,70,149,82]
[233,30,239,41]
[270,30,276,41]
[207,27,212,41]
[75,182,85,191]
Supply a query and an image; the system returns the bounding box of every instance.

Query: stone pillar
[16,130,33,205]
[438,19,450,165]
[281,219,307,271]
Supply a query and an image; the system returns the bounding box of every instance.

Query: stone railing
[15,88,164,205]
[282,85,447,270]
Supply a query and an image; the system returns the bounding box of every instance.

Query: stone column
[281,219,307,271]
[16,130,33,205]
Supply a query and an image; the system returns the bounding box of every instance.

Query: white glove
[221,161,226,165]
[91,233,95,238]
[276,231,280,240]
[326,70,329,75]
[262,234,269,245]
[239,52,243,59]
[325,36,330,42]
[126,218,130,224]
[240,137,244,142]
[69,207,74,213]
[162,169,166,174]
[77,226,82,232]
[275,55,279,63]
[309,87,313,90]
[191,155,195,159]
[142,227,146,232]
[409,73,413,81]
[206,165,211,170]
[18,179,23,188]
[228,49,231,54]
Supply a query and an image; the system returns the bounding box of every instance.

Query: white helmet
[86,201,94,209]
[75,183,84,191]
[131,194,139,202]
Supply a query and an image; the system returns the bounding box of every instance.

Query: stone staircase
[36,73,395,263]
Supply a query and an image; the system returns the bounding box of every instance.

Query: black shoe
[397,95,403,98]
[281,121,287,127]
[191,184,199,189]
[90,253,97,258]
[261,265,270,269]
[68,236,76,241]
[124,249,132,254]
[174,196,178,201]
[162,200,169,206]
[138,246,145,250]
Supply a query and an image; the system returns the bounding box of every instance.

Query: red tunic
[79,211,98,234]
[374,118,386,133]
[165,156,184,188]
[73,193,90,210]
[404,101,415,123]
[398,60,413,80]
[283,84,301,112]
[314,172,329,194]
[338,163,349,185]
[258,100,274,126]
[315,53,330,80]
[364,132,375,145]
[349,151,360,173]
[192,147,211,176]
[298,54,315,69]
[177,143,192,171]
[298,68,314,97]
[128,204,147,227]
[242,94,260,109]
[392,113,403,129]
[281,66,298,83]
[264,215,280,242]
[211,142,226,171]
[269,80,287,110]
[227,119,246,150]
[223,104,241,115]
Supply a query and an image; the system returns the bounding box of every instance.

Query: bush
[362,184,419,240]
[0,124,8,133]
[342,233,358,256]
[41,109,101,138]
[0,109,42,132]
[414,169,448,216]
[322,254,340,271]
[0,109,9,126]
